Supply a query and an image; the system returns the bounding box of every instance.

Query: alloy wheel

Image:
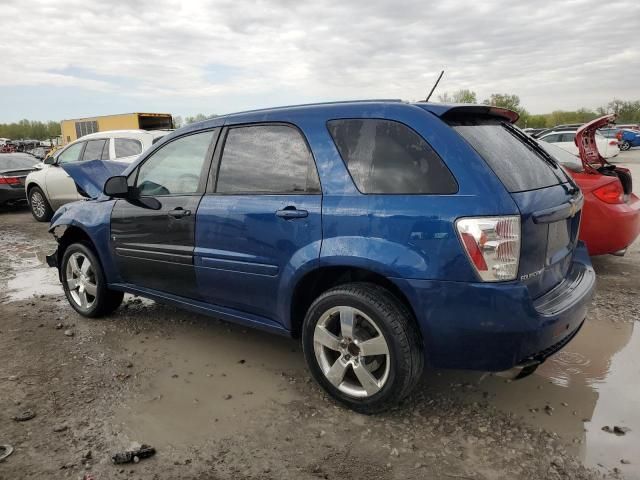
[313,306,391,398]
[30,191,46,218]
[65,252,97,309]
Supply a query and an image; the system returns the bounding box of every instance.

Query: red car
[541,115,640,255]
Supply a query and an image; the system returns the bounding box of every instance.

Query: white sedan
[537,129,619,159]
[25,129,170,221]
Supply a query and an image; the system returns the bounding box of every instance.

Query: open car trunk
[576,114,633,196]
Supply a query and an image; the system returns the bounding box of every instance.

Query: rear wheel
[620,141,631,151]
[28,186,53,222]
[302,283,423,413]
[61,243,123,318]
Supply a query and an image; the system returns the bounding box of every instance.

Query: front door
[195,124,322,325]
[46,141,85,208]
[110,129,218,299]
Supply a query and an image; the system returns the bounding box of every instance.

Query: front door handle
[168,207,191,219]
[275,207,308,219]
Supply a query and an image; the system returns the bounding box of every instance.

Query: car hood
[575,114,617,171]
[61,160,129,199]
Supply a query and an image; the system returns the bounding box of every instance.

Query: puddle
[113,319,303,448]
[0,230,61,302]
[426,317,639,477]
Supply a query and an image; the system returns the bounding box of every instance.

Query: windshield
[449,118,571,192]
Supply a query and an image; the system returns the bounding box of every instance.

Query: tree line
[437,90,640,128]
[0,120,61,140]
[2,96,638,140]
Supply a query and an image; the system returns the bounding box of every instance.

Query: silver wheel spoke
[70,255,81,275]
[358,335,389,357]
[353,362,381,395]
[325,358,348,387]
[67,278,79,290]
[314,326,341,351]
[339,307,355,339]
[80,259,91,274]
[78,290,89,308]
[84,282,97,296]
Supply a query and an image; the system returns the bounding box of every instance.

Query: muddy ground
[1,151,639,480]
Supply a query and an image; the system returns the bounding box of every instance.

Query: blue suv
[47,100,595,412]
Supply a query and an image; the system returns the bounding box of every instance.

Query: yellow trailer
[60,113,173,144]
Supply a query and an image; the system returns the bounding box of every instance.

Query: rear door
[450,119,581,298]
[110,129,218,299]
[113,137,143,162]
[195,123,322,324]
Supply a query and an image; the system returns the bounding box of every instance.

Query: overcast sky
[1,0,638,122]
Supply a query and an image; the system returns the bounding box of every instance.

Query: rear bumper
[396,241,595,372]
[0,185,28,205]
[580,192,640,255]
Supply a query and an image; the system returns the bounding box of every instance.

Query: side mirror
[43,156,56,165]
[103,176,129,198]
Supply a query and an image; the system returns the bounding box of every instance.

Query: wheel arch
[289,265,422,341]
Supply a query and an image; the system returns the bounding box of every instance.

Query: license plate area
[546,220,571,265]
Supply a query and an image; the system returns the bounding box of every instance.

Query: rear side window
[327,119,457,194]
[451,119,568,192]
[82,139,108,161]
[114,138,142,158]
[216,124,320,194]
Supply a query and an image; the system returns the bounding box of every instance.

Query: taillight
[456,216,521,282]
[0,176,20,185]
[616,131,623,140]
[593,180,624,204]
[609,140,618,146]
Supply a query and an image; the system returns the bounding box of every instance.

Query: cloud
[0,0,638,120]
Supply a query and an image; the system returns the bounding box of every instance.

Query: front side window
[114,138,142,158]
[327,119,457,194]
[216,124,320,194]
[560,133,576,142]
[57,142,85,164]
[541,134,561,143]
[82,139,108,161]
[135,130,215,196]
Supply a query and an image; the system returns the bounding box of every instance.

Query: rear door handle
[275,207,308,219]
[168,208,191,219]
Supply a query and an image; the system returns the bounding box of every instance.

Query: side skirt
[108,283,291,337]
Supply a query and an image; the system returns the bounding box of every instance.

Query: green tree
[437,89,477,104]
[184,113,218,125]
[483,93,529,127]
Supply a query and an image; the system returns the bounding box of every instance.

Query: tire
[61,242,124,318]
[620,141,631,151]
[28,186,53,222]
[302,283,424,413]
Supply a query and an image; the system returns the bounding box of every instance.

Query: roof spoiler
[440,104,520,123]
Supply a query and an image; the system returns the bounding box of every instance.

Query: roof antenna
[425,70,445,102]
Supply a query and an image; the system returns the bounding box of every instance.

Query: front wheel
[61,243,124,318]
[302,283,424,413]
[619,141,631,151]
[28,186,53,222]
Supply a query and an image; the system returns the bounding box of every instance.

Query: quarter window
[216,125,320,194]
[114,138,142,158]
[135,130,215,196]
[57,142,85,164]
[82,139,108,161]
[327,119,457,194]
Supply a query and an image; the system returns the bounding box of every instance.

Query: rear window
[450,118,569,192]
[0,154,40,169]
[327,119,457,194]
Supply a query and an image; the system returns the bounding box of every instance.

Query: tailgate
[511,185,583,298]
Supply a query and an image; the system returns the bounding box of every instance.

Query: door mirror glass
[43,156,56,165]
[104,176,129,198]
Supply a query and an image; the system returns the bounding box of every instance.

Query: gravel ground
[1,150,639,479]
